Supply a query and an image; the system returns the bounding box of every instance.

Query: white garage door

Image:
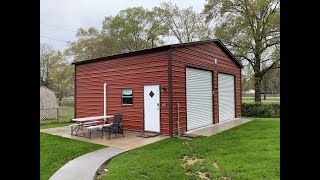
[186,67,213,131]
[218,73,235,122]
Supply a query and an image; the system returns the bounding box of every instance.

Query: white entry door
[144,85,160,132]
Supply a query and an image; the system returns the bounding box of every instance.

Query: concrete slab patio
[186,118,251,136]
[41,126,168,150]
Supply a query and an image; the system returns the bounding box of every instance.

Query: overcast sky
[40,0,207,52]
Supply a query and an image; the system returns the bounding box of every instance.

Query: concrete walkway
[49,147,127,180]
[186,118,251,136]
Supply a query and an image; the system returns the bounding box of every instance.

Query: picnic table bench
[70,115,113,138]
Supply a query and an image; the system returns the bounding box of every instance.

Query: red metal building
[73,39,243,136]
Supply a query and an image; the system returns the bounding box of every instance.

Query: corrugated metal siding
[218,73,235,122]
[75,51,170,135]
[186,67,213,130]
[171,42,241,134]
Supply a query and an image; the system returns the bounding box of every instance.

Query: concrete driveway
[185,118,251,136]
[41,126,168,150]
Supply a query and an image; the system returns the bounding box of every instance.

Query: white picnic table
[72,115,114,122]
[71,115,114,138]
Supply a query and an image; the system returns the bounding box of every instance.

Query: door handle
[157,103,160,109]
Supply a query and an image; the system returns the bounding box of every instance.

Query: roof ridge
[72,39,243,68]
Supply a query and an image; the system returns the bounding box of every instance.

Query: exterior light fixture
[161,87,167,93]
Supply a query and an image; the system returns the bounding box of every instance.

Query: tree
[242,66,255,92]
[262,67,280,99]
[204,0,280,102]
[50,55,74,105]
[154,2,213,43]
[40,43,74,103]
[65,27,116,63]
[102,7,167,52]
[40,43,60,87]
[262,47,280,99]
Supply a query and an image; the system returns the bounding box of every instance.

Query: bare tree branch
[261,58,280,76]
[241,55,255,67]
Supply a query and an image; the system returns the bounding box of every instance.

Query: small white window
[122,89,133,105]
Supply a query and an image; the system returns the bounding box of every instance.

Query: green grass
[60,97,75,107]
[40,106,74,129]
[40,132,105,180]
[40,122,73,129]
[242,97,280,104]
[58,106,74,120]
[103,118,279,180]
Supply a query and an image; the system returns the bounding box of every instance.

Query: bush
[242,103,280,118]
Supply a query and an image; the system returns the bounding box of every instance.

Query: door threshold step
[136,132,160,138]
[181,134,199,138]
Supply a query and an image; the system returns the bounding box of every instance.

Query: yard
[40,132,106,180]
[242,96,280,104]
[40,98,279,179]
[99,118,279,179]
[40,106,74,129]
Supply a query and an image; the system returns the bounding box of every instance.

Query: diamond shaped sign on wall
[149,91,154,98]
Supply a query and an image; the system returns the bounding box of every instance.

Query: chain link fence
[40,106,74,123]
[40,108,59,121]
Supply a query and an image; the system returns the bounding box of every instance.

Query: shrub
[242,103,280,118]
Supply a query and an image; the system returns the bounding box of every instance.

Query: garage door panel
[186,67,213,131]
[218,73,235,122]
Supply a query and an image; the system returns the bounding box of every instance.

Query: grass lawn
[40,122,73,129]
[242,97,280,104]
[60,97,75,107]
[40,132,106,180]
[102,118,279,179]
[40,106,74,129]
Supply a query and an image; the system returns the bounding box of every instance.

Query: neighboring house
[40,86,59,120]
[73,39,243,136]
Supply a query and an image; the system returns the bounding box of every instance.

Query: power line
[40,35,69,43]
[40,23,77,32]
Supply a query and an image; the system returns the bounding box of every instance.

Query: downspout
[104,81,107,124]
[74,65,76,119]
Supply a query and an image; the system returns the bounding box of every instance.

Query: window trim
[121,88,133,105]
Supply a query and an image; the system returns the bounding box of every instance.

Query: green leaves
[102,7,166,52]
[66,4,214,64]
[204,0,280,60]
[204,0,280,102]
[65,27,115,63]
[242,103,280,118]
[40,43,74,101]
[153,2,213,43]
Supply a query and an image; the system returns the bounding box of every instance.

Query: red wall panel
[171,42,242,134]
[75,41,241,136]
[75,50,170,135]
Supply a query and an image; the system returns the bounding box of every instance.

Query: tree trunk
[58,97,62,106]
[151,38,154,48]
[254,76,262,102]
[263,79,267,100]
